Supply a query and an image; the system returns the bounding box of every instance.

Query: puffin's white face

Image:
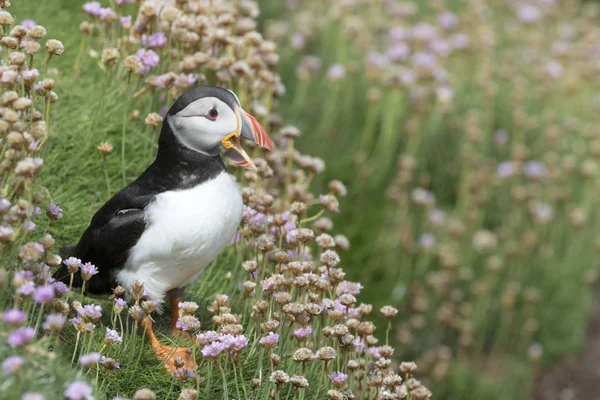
[167,96,239,155]
[165,87,273,171]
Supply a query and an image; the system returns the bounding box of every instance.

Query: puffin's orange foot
[141,316,197,373]
[153,344,197,374]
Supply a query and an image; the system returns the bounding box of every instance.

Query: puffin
[56,85,272,371]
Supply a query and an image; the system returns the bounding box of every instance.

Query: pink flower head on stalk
[82,1,102,16]
[136,49,160,74]
[438,12,458,30]
[38,193,56,214]
[99,8,116,22]
[79,352,101,368]
[368,346,381,359]
[3,309,26,326]
[104,328,122,345]
[18,281,35,296]
[290,32,305,49]
[116,0,133,4]
[327,64,345,81]
[78,304,102,322]
[336,281,363,296]
[230,335,249,353]
[33,285,55,304]
[53,281,69,297]
[80,263,98,280]
[419,233,436,248]
[176,315,201,332]
[2,355,24,375]
[293,326,312,340]
[493,130,509,145]
[259,332,279,348]
[20,20,36,29]
[387,42,410,62]
[64,381,93,400]
[518,4,541,23]
[42,313,66,332]
[496,162,517,179]
[201,341,227,358]
[141,32,168,48]
[524,161,547,179]
[100,356,120,369]
[7,327,35,347]
[328,371,348,388]
[63,257,82,273]
[196,330,219,346]
[120,16,132,28]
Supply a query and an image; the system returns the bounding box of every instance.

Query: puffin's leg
[166,287,185,334]
[140,316,196,373]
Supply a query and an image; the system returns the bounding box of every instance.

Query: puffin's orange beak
[222,107,273,171]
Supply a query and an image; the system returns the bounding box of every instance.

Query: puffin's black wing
[56,186,154,295]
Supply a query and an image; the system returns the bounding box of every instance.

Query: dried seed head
[314,217,333,232]
[290,201,307,216]
[399,361,417,375]
[320,194,340,213]
[290,375,309,388]
[316,346,336,361]
[101,48,120,67]
[410,386,432,400]
[347,360,359,371]
[293,347,314,362]
[296,228,314,243]
[338,293,356,307]
[380,305,398,319]
[321,250,341,267]
[10,25,27,38]
[281,125,300,139]
[79,21,93,35]
[251,378,261,389]
[124,55,142,74]
[128,305,144,321]
[269,370,290,385]
[274,251,289,264]
[327,389,344,400]
[255,235,275,252]
[145,112,163,127]
[316,233,336,248]
[28,25,47,40]
[133,388,157,400]
[357,321,375,336]
[242,260,258,273]
[1,36,18,49]
[23,40,41,55]
[269,353,280,366]
[97,142,114,155]
[0,10,13,25]
[274,291,291,305]
[253,300,269,315]
[161,6,180,22]
[9,52,26,66]
[45,39,64,55]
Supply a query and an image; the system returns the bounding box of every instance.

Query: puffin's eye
[206,108,219,121]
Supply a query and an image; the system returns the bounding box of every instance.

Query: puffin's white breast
[116,171,243,300]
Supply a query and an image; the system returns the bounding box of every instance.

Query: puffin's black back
[56,106,227,295]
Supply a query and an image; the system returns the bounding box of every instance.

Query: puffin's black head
[165,85,272,171]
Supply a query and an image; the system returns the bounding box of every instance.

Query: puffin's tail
[54,245,83,288]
